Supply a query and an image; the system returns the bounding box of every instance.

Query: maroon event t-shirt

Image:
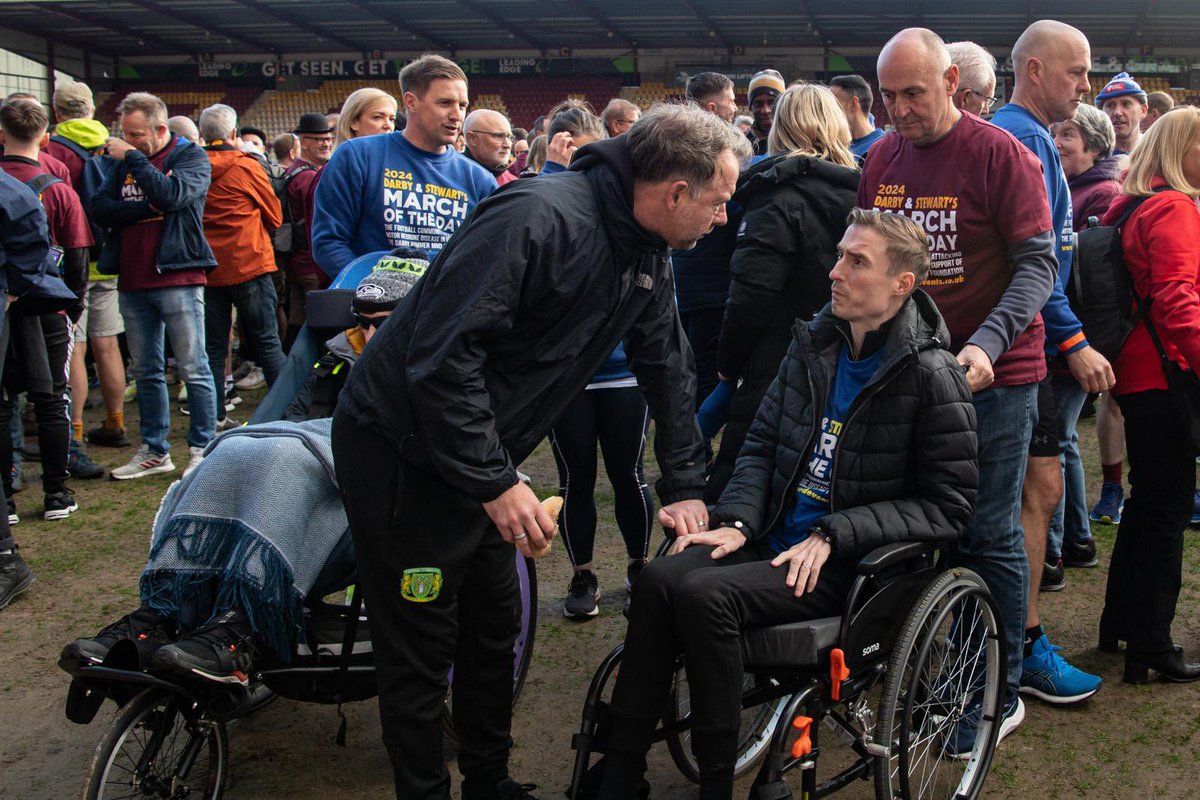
[0,158,93,249]
[117,138,206,292]
[858,113,1051,387]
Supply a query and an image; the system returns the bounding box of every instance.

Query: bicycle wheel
[665,666,787,783]
[82,687,228,800]
[874,568,1003,800]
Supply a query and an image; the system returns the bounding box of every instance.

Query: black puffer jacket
[337,137,706,504]
[709,291,978,559]
[715,153,859,382]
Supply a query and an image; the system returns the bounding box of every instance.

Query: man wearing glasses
[948,41,1000,117]
[463,109,518,186]
[281,113,334,345]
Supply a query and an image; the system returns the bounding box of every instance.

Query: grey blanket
[140,418,349,659]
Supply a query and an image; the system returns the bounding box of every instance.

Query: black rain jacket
[336,137,707,504]
[708,290,978,559]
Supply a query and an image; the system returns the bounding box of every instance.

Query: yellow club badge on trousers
[401,568,443,602]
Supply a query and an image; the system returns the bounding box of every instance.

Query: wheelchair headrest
[305,288,356,333]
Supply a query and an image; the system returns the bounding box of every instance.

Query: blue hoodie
[311,133,496,279]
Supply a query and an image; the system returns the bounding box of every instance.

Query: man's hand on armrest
[483,482,556,559]
[658,500,709,537]
[955,344,994,393]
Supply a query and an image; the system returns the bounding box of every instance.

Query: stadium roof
[2,0,1199,59]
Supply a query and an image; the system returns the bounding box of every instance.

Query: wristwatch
[811,523,834,546]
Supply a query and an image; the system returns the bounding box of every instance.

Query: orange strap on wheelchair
[790,715,813,758]
[829,648,850,701]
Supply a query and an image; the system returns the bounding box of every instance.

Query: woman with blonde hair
[1098,105,1200,683]
[334,87,397,146]
[707,82,860,499]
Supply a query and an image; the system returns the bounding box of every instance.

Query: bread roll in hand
[532,496,563,559]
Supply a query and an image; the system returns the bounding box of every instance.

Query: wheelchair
[567,541,1005,800]
[61,553,538,800]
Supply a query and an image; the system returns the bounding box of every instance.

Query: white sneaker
[111,445,175,480]
[215,416,239,432]
[183,446,206,477]
[234,366,266,390]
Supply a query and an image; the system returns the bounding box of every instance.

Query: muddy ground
[1,391,1198,799]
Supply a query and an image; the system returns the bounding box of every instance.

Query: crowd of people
[0,20,1196,800]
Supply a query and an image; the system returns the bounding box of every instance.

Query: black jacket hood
[569,137,668,260]
[735,152,861,206]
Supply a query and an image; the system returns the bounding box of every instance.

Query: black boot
[1124,649,1200,684]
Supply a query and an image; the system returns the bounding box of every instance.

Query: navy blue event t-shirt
[769,345,882,553]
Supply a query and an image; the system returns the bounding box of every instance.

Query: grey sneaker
[0,551,34,610]
[110,445,175,480]
[564,570,600,619]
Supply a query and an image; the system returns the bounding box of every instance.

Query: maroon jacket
[1069,156,1121,232]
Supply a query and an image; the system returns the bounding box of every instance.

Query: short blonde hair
[1123,105,1200,198]
[846,208,932,284]
[337,88,397,146]
[767,83,857,170]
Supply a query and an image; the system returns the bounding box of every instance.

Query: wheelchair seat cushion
[741,615,841,669]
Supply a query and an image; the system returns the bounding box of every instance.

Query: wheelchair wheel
[665,667,786,783]
[82,687,228,800]
[874,568,1003,800]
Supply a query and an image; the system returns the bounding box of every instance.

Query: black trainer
[59,605,177,669]
[152,609,256,685]
[85,423,131,448]
[0,551,34,610]
[7,498,17,526]
[1063,537,1099,568]
[462,777,541,800]
[625,559,647,591]
[1040,559,1066,592]
[563,570,600,620]
[43,490,79,521]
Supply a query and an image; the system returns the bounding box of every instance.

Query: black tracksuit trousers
[331,412,521,800]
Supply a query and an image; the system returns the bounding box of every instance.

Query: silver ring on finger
[513,532,528,540]
[698,520,707,528]
[803,562,812,568]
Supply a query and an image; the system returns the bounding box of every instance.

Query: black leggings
[548,385,654,566]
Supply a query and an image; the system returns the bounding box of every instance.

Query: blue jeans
[204,273,286,417]
[946,383,1036,699]
[119,286,217,454]
[1048,376,1090,561]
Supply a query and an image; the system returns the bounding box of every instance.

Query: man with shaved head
[990,19,1106,706]
[464,108,517,186]
[859,27,1058,754]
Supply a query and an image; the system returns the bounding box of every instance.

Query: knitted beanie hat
[1095,72,1148,107]
[353,247,430,314]
[748,70,786,105]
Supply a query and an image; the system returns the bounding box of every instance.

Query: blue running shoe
[1191,489,1200,526]
[944,693,1024,760]
[1019,634,1101,704]
[1090,482,1124,525]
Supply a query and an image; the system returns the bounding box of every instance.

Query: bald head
[1012,20,1088,78]
[463,108,512,169]
[1009,19,1092,125]
[879,28,952,79]
[877,28,961,146]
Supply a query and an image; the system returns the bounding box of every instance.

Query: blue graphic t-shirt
[311,132,496,279]
[769,346,883,553]
[990,102,1083,356]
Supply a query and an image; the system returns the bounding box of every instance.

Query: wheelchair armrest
[856,542,936,576]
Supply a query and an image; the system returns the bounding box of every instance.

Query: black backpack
[48,134,114,258]
[1066,194,1157,363]
[272,162,317,255]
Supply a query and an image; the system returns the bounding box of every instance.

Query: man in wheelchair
[594,208,979,799]
[57,259,413,683]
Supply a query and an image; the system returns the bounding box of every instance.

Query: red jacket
[1104,183,1200,395]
